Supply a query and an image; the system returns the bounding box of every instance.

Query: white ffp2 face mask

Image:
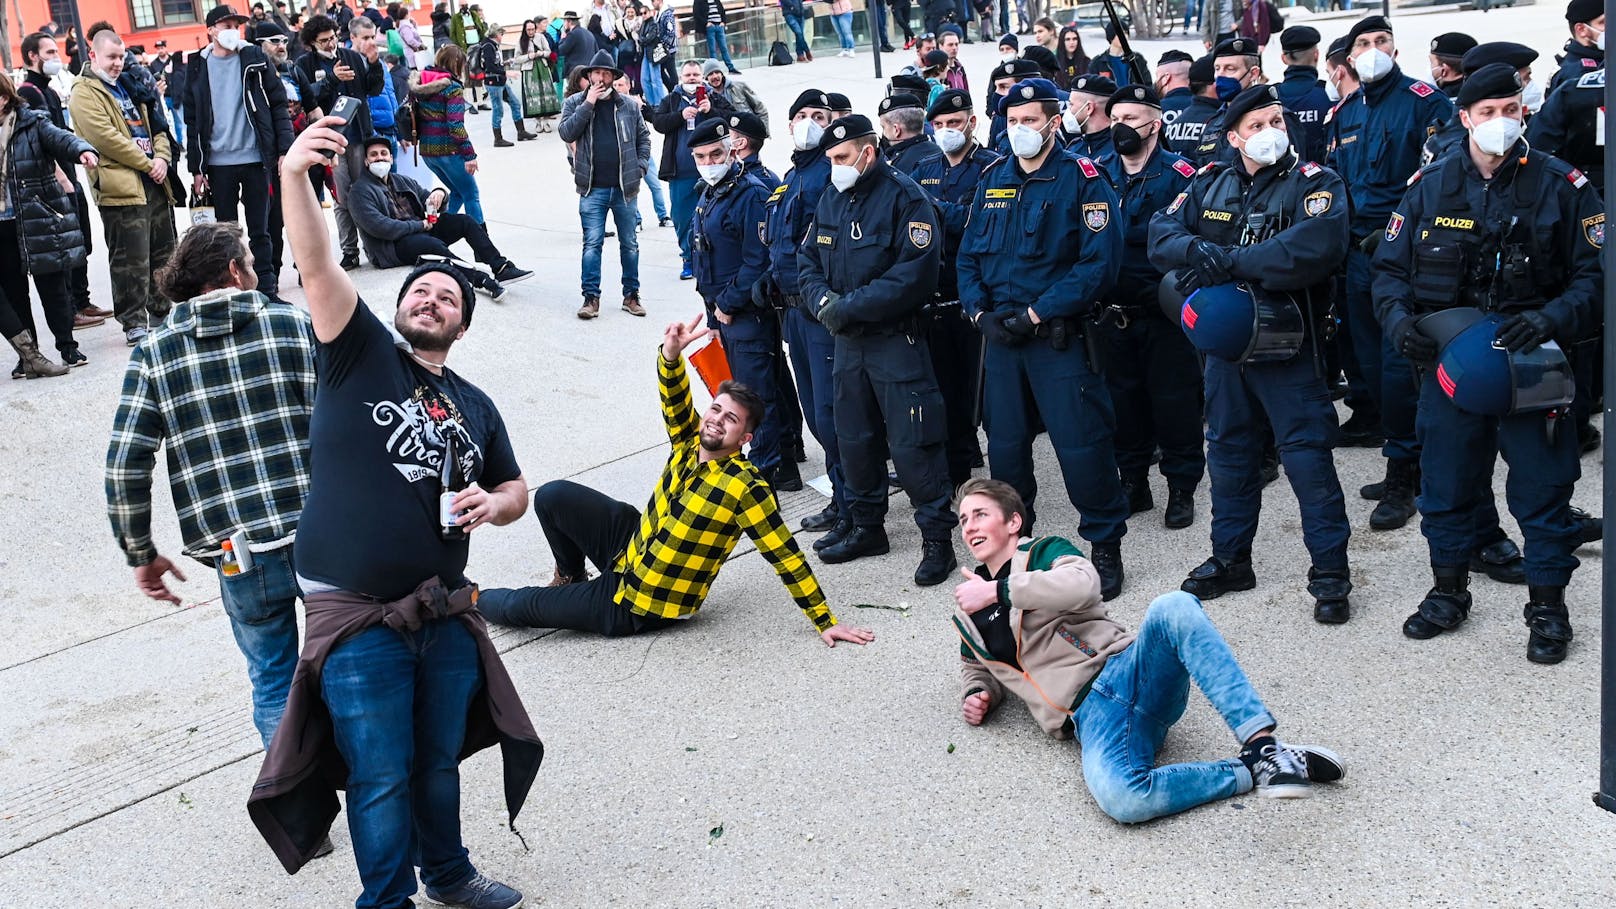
[1325,79,1341,103]
[698,162,730,185]
[830,148,868,192]
[1354,48,1394,84]
[1521,79,1545,112]
[1469,115,1523,156]
[935,127,968,154]
[1240,127,1290,166]
[368,161,391,179]
[1008,123,1049,158]
[217,29,243,51]
[42,59,62,76]
[791,118,824,151]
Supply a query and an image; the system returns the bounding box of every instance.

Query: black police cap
[1213,36,1259,59]
[926,88,972,120]
[1456,62,1525,108]
[1461,41,1539,75]
[1105,84,1161,115]
[1189,54,1215,84]
[1001,78,1062,112]
[1009,57,1043,79]
[1071,73,1117,98]
[789,89,832,119]
[1158,49,1195,66]
[819,114,876,151]
[1326,36,1351,62]
[689,119,731,148]
[1346,14,1394,47]
[889,72,930,95]
[1224,84,1284,128]
[1279,26,1320,53]
[878,93,925,116]
[1567,0,1602,25]
[727,111,768,141]
[825,92,853,112]
[1429,32,1478,59]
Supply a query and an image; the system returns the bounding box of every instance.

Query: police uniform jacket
[1550,40,1603,92]
[1371,142,1604,346]
[741,153,779,187]
[912,142,1001,301]
[1161,86,1195,124]
[1278,64,1332,164]
[1195,105,1309,169]
[886,134,942,175]
[1102,143,1197,307]
[957,151,1123,321]
[694,163,773,318]
[1325,64,1453,239]
[796,159,942,333]
[1073,125,1114,161]
[1528,66,1605,191]
[763,147,832,298]
[1148,153,1351,313]
[1163,93,1221,158]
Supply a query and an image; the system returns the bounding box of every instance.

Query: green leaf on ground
[178,792,193,809]
[685,746,698,752]
[708,823,724,844]
[947,742,956,754]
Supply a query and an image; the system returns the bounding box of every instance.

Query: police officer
[690,120,792,489]
[1063,74,1117,159]
[1373,64,1603,664]
[1149,84,1356,624]
[956,78,1131,600]
[878,93,941,175]
[1156,49,1196,125]
[795,115,958,587]
[1551,0,1604,93]
[1326,14,1453,532]
[1195,37,1298,168]
[987,59,1042,151]
[1425,43,1540,165]
[1276,26,1332,165]
[826,92,854,120]
[763,90,842,533]
[911,89,996,489]
[1163,55,1221,158]
[1093,85,1204,530]
[1428,32,1478,99]
[725,111,776,184]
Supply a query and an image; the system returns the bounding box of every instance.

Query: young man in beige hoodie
[949,478,1344,823]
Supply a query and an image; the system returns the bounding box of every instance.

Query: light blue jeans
[1075,592,1275,823]
[487,83,522,130]
[783,13,810,55]
[424,154,485,223]
[832,12,855,50]
[706,25,739,70]
[216,546,300,748]
[580,186,640,296]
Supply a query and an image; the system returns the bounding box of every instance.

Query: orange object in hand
[688,335,732,396]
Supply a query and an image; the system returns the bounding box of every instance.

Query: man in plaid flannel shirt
[478,315,876,647]
[105,221,316,748]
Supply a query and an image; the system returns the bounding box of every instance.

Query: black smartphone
[325,95,364,159]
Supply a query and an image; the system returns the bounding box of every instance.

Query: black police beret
[1022,45,1058,74]
[1105,84,1161,115]
[889,72,930,95]
[727,111,768,141]
[825,92,853,112]
[1279,26,1320,53]
[879,92,925,116]
[1461,41,1539,75]
[789,89,832,119]
[690,119,730,148]
[1429,32,1478,59]
[1189,54,1216,84]
[1001,78,1061,112]
[923,49,950,70]
[1567,0,1602,24]
[1158,49,1195,66]
[1456,62,1525,108]
[1224,84,1283,128]
[999,32,1018,50]
[1071,73,1118,97]
[1213,36,1259,59]
[1346,14,1394,47]
[820,114,876,151]
[926,88,972,120]
[1005,58,1042,80]
[989,62,1010,83]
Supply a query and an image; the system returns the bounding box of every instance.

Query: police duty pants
[832,330,955,540]
[719,312,788,477]
[1416,375,1582,586]
[1345,247,1417,460]
[983,336,1130,544]
[1203,353,1349,571]
[925,303,984,487]
[786,307,845,515]
[1094,312,1206,491]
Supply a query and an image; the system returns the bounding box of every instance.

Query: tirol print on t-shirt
[373,383,485,486]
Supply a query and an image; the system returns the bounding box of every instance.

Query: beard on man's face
[394,306,462,353]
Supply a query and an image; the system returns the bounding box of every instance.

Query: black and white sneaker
[495,262,533,284]
[1249,741,1312,799]
[1285,743,1345,784]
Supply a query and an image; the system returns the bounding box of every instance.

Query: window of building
[127,0,202,29]
[131,0,158,28]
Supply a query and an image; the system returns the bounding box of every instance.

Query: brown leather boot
[7,330,68,378]
[578,295,600,319]
[492,127,514,148]
[515,120,537,141]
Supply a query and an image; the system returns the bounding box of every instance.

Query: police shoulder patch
[1171,159,1196,178]
[1077,156,1101,179]
[1569,168,1591,189]
[1579,69,1607,89]
[1082,201,1110,232]
[1409,81,1435,98]
[1407,167,1425,187]
[1197,161,1222,176]
[1304,191,1332,216]
[767,184,788,204]
[1584,213,1605,248]
[1385,212,1405,243]
[1165,191,1189,215]
[1299,161,1322,178]
[909,221,933,248]
[1585,56,1599,68]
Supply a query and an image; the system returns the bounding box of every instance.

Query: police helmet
[1173,281,1304,364]
[1423,310,1576,416]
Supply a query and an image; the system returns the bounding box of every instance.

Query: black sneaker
[1284,742,1345,784]
[62,347,89,368]
[1248,741,1312,799]
[339,253,361,270]
[914,539,956,587]
[818,525,890,564]
[423,871,523,908]
[495,262,533,284]
[1090,542,1123,602]
[801,504,840,533]
[812,517,854,551]
[1181,556,1256,600]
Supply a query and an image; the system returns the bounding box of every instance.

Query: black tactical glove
[1174,267,1207,296]
[1188,239,1234,286]
[1495,310,1557,353]
[999,308,1038,341]
[815,291,849,334]
[751,271,779,310]
[1391,315,1438,364]
[978,309,1027,347]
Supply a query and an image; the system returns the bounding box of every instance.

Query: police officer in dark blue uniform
[1157,49,1196,125]
[726,111,777,184]
[690,120,790,487]
[1163,55,1222,159]
[796,115,959,587]
[987,59,1042,152]
[1532,43,1607,194]
[1093,85,1204,531]
[911,89,996,488]
[1275,26,1332,166]
[1063,74,1118,160]
[1373,64,1604,664]
[1326,14,1453,532]
[1551,0,1605,93]
[1427,32,1478,100]
[1149,84,1356,624]
[762,90,842,533]
[878,93,941,175]
[957,78,1131,600]
[1195,37,1302,168]
[1424,43,1539,166]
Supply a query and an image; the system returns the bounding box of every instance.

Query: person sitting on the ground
[478,315,877,647]
[949,478,1345,823]
[346,136,531,297]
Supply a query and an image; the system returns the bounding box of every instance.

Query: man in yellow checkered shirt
[478,316,876,646]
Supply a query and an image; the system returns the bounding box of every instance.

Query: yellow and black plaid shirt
[612,351,836,632]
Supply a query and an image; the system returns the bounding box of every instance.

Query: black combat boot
[1308,567,1352,625]
[915,539,957,587]
[1524,585,1572,665]
[1402,564,1470,639]
[770,459,803,492]
[1369,458,1419,530]
[1164,486,1194,529]
[818,525,890,564]
[1469,537,1525,584]
[801,503,840,533]
[1120,474,1153,514]
[1181,555,1256,600]
[812,516,854,551]
[1090,541,1124,601]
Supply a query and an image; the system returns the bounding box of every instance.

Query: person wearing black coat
[296,13,385,266]
[650,61,734,277]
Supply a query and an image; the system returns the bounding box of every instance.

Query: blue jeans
[579,186,640,297]
[832,12,855,50]
[706,25,739,70]
[423,154,484,223]
[668,177,700,268]
[487,83,521,130]
[872,1,892,46]
[783,13,810,55]
[1076,592,1274,824]
[166,96,185,143]
[642,166,670,222]
[323,619,484,909]
[216,546,300,748]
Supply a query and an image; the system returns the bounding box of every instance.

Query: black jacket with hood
[184,43,295,174]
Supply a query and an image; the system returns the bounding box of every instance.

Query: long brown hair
[434,43,466,80]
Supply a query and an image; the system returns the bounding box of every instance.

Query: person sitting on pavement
[347,135,530,298]
[950,478,1346,823]
[478,314,877,648]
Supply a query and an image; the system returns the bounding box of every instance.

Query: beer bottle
[439,433,467,540]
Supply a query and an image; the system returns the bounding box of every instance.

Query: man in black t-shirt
[277,117,530,909]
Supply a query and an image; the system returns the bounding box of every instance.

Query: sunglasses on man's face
[261,37,289,45]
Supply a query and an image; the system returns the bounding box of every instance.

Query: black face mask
[1111,121,1151,155]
